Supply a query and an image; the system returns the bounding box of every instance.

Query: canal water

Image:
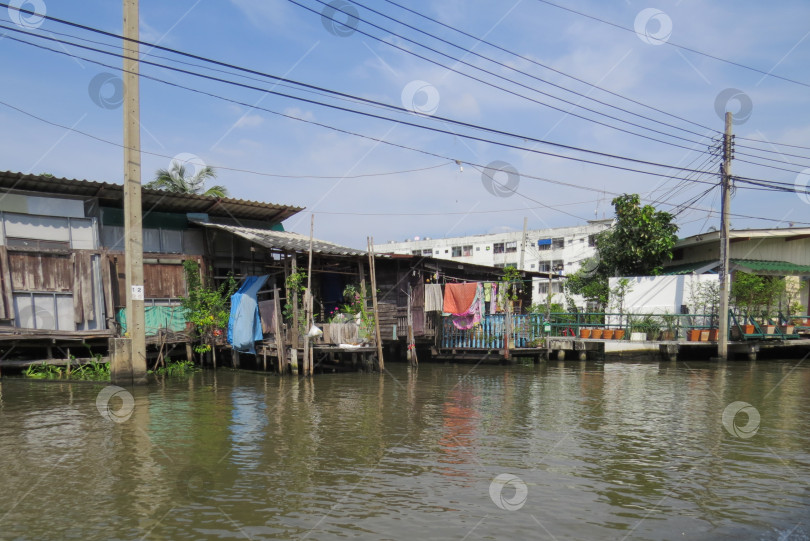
[1,360,808,540]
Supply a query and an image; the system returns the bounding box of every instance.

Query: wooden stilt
[272,287,286,374]
[366,237,384,372]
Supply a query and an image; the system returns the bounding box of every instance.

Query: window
[552,260,564,272]
[444,249,449,254]
[580,238,585,244]
[476,246,480,251]
[530,263,535,269]
[537,238,551,251]
[505,241,517,253]
[451,246,462,257]
[494,263,505,268]
[462,245,473,256]
[493,242,505,254]
[538,260,550,272]
[552,238,564,249]
[538,282,563,294]
[422,248,433,256]
[411,250,421,256]
[588,235,596,247]
[672,248,683,261]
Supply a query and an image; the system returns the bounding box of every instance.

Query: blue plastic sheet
[227,275,269,354]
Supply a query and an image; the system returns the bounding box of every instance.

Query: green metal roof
[733,259,810,274]
[663,259,810,275]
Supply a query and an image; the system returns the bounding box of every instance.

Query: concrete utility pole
[112,0,147,384]
[518,216,528,270]
[717,111,733,360]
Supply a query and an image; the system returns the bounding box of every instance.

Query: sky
[0,0,809,249]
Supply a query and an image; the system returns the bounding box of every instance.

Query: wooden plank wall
[9,253,72,291]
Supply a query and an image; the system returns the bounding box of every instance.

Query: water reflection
[0,360,808,540]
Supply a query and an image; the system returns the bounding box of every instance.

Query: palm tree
[145,163,228,198]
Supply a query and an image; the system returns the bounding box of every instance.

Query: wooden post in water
[272,287,286,373]
[366,237,384,371]
[406,283,417,365]
[290,255,300,371]
[304,214,315,376]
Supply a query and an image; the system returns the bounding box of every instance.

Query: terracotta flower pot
[743,324,755,335]
[688,329,701,341]
[708,329,719,341]
[579,328,592,339]
[614,329,625,340]
[591,329,603,339]
[602,329,615,340]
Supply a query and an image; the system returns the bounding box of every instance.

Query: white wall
[608,275,719,315]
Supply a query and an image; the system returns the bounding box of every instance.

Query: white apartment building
[375,220,613,308]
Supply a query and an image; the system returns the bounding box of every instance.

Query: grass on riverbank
[23,357,199,380]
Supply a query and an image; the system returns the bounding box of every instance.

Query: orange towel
[443,283,478,315]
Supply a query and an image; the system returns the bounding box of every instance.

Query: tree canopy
[145,163,228,198]
[566,194,678,309]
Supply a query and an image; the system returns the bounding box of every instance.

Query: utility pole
[717,111,733,360]
[518,217,528,270]
[112,0,146,384]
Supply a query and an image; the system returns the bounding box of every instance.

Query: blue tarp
[227,275,269,354]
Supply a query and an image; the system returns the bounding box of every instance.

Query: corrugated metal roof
[0,171,303,223]
[196,222,367,256]
[734,259,810,274]
[663,259,810,275]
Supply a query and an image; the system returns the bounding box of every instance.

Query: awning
[663,259,810,276]
[537,238,552,246]
[194,221,367,256]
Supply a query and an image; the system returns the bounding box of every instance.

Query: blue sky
[1,0,809,249]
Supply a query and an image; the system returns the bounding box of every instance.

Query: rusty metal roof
[195,222,367,256]
[0,171,303,224]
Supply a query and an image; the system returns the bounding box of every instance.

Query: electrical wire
[534,0,810,89]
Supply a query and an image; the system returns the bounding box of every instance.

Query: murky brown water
[1,359,809,540]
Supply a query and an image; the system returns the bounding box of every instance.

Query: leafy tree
[181,260,236,355]
[565,194,678,310]
[145,163,228,198]
[596,194,679,276]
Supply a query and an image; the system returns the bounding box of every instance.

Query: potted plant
[602,329,615,340]
[688,329,702,341]
[579,328,592,339]
[660,312,677,341]
[614,329,626,340]
[708,328,719,341]
[592,328,604,339]
[699,330,710,341]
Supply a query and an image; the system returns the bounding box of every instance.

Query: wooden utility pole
[366,237,384,371]
[518,217,528,270]
[303,215,315,376]
[112,0,146,384]
[718,111,733,360]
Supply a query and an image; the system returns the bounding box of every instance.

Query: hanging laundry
[424,283,444,312]
[490,283,498,314]
[483,282,492,302]
[450,283,484,330]
[443,282,478,314]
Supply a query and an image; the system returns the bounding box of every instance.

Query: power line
[534,0,810,89]
[5,94,808,227]
[1,28,725,181]
[380,0,718,135]
[305,0,716,146]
